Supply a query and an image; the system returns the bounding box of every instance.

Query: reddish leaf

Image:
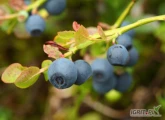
[72,21,81,31]
[97,26,106,40]
[43,44,63,59]
[98,22,111,29]
[9,0,26,11]
[45,41,68,51]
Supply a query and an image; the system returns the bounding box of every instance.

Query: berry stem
[39,66,48,73]
[0,0,47,21]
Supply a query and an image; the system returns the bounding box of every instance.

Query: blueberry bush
[0,0,165,120]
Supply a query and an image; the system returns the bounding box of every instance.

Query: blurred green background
[0,0,165,120]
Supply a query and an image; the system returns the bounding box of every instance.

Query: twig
[112,0,137,28]
[0,0,46,21]
[83,96,131,119]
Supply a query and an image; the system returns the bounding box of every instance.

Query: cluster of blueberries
[24,0,66,36]
[48,23,138,94]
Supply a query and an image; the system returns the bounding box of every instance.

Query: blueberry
[121,21,135,37]
[93,76,116,94]
[107,44,129,66]
[126,47,139,66]
[117,34,133,50]
[25,15,45,36]
[91,59,114,82]
[115,72,132,92]
[44,0,66,15]
[74,60,92,85]
[48,58,77,89]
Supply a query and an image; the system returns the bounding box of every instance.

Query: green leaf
[14,67,40,89]
[41,60,52,81]
[1,63,26,83]
[75,25,89,45]
[43,44,63,59]
[54,31,75,46]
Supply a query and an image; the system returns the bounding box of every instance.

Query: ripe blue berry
[44,0,66,15]
[107,44,129,66]
[117,34,133,50]
[121,21,135,37]
[115,72,132,92]
[25,15,45,36]
[93,76,116,94]
[48,58,77,89]
[126,47,139,66]
[74,60,92,85]
[91,59,114,82]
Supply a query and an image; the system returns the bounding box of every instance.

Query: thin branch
[112,0,137,28]
[0,13,18,20]
[119,15,165,34]
[0,0,46,21]
[83,96,132,119]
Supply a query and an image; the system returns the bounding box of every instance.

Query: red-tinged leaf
[1,63,27,83]
[98,22,111,29]
[14,67,40,89]
[43,44,63,59]
[75,25,89,45]
[45,41,68,51]
[97,26,106,40]
[41,60,52,81]
[72,21,81,31]
[9,0,26,11]
[54,31,75,46]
